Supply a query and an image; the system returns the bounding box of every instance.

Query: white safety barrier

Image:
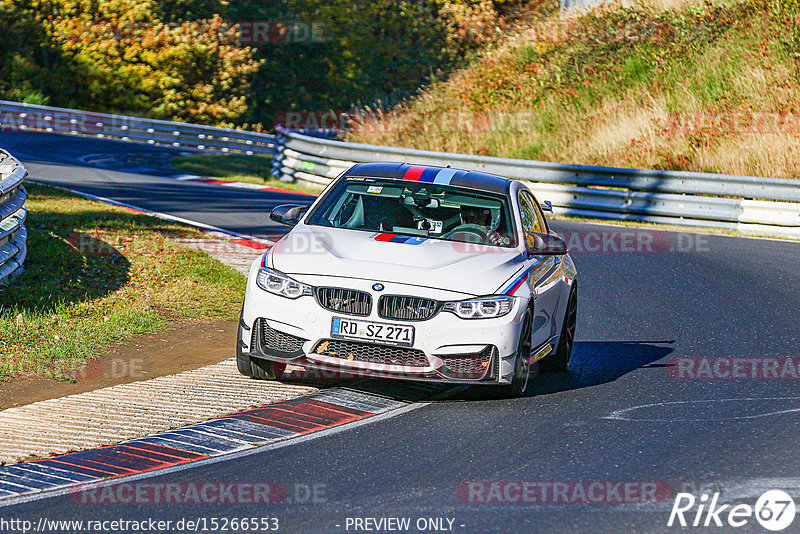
[271,127,800,238]
[0,149,27,285]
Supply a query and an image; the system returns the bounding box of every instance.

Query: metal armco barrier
[0,100,275,154]
[271,127,800,237]
[0,149,27,286]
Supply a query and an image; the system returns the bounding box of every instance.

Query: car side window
[518,190,546,247]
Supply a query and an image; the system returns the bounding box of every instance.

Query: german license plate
[331,317,415,347]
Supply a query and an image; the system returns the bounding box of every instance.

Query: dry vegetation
[350,0,800,179]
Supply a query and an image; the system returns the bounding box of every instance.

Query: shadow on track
[275,340,674,404]
[443,340,675,402]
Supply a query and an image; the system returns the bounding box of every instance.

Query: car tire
[542,281,577,373]
[502,307,535,398]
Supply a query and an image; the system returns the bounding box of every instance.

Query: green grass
[0,184,246,382]
[171,153,320,194]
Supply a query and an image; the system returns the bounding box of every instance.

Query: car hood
[269,225,525,297]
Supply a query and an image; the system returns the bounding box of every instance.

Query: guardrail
[0,149,27,286]
[0,100,275,155]
[271,126,800,238]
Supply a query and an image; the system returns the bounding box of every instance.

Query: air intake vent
[378,295,441,321]
[440,346,495,380]
[252,319,306,357]
[316,287,372,316]
[313,339,428,368]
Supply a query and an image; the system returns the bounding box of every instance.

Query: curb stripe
[2,466,76,485]
[10,464,94,484]
[0,388,398,504]
[49,456,141,476]
[181,426,265,446]
[200,418,295,440]
[132,437,220,456]
[122,442,205,461]
[0,481,33,493]
[0,472,60,490]
[35,460,113,479]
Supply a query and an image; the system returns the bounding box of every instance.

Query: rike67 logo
[668,490,796,531]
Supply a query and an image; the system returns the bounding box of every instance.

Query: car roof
[342,162,511,195]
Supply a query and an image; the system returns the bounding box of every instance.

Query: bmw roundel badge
[372,283,384,292]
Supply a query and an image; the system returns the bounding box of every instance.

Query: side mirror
[526,232,568,256]
[270,204,308,226]
[540,200,553,213]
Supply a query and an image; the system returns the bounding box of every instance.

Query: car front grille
[378,295,441,321]
[312,339,428,368]
[252,319,306,357]
[316,287,372,316]
[440,346,495,380]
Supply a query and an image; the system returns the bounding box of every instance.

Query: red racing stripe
[403,166,425,182]
[374,233,397,242]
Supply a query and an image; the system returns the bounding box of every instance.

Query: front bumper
[239,274,528,385]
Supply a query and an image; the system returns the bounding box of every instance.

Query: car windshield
[306,178,517,248]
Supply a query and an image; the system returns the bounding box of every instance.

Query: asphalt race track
[0,132,308,240]
[2,131,800,533]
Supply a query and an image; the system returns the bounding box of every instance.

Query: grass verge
[349,0,800,179]
[171,153,320,194]
[0,184,246,382]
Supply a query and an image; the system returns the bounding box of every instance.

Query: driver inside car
[458,205,507,246]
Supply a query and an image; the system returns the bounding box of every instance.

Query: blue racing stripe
[432,168,460,185]
[502,266,536,295]
[418,167,441,183]
[388,235,427,245]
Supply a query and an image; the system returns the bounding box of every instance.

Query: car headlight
[256,267,313,299]
[443,296,515,319]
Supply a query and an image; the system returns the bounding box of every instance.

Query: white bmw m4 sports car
[237,162,577,396]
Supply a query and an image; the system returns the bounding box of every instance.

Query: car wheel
[504,307,535,397]
[543,282,577,373]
